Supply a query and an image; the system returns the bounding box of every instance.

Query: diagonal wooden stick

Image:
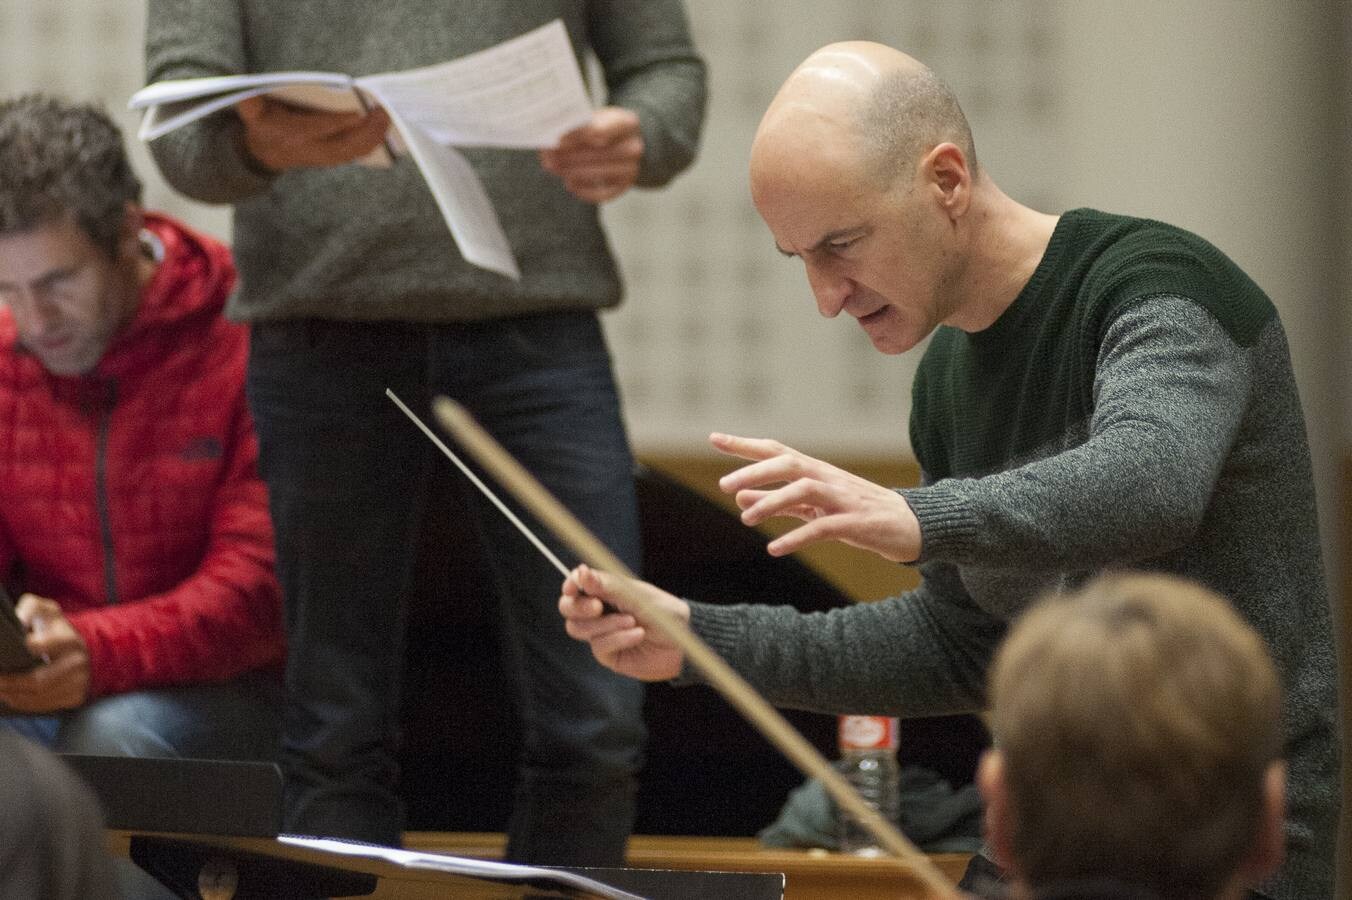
[431,396,958,896]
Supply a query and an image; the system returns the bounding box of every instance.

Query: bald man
[560,43,1339,899]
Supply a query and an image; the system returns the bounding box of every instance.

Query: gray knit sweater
[145,0,706,323]
[686,210,1340,900]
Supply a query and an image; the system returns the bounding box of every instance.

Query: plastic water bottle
[836,715,901,856]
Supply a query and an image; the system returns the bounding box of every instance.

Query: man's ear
[977,749,1016,872]
[1238,761,1287,884]
[919,141,971,219]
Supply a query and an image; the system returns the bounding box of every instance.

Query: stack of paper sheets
[130,20,594,280]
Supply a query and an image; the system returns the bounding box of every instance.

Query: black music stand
[64,754,783,899]
[127,834,784,899]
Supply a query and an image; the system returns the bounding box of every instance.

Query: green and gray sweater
[145,0,706,323]
[687,209,1339,900]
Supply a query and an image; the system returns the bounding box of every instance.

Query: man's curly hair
[0,95,142,257]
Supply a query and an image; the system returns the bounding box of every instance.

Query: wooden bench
[108,830,969,898]
[403,832,972,900]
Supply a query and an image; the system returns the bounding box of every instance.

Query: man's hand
[539,106,643,204]
[236,95,391,173]
[711,432,922,562]
[559,564,687,681]
[0,594,90,713]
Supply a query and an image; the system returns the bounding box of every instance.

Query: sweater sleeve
[67,399,284,697]
[901,296,1252,571]
[682,560,1005,717]
[143,0,277,204]
[587,0,707,188]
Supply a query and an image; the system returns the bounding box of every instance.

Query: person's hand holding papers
[559,564,688,680]
[134,20,598,278]
[236,95,390,173]
[540,106,643,204]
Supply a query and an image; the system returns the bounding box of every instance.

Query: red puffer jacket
[0,213,284,698]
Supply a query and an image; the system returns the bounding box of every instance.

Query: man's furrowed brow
[32,265,81,289]
[0,265,79,293]
[776,226,867,259]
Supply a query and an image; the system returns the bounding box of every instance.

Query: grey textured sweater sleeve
[588,0,706,187]
[684,560,1006,717]
[680,298,1250,718]
[901,297,1251,570]
[144,0,276,204]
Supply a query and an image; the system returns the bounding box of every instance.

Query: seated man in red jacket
[0,95,284,762]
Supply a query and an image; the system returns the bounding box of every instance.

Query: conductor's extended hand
[559,564,687,681]
[711,432,922,563]
[236,95,391,173]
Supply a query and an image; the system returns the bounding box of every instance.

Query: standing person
[145,2,706,865]
[0,94,283,762]
[560,41,1338,898]
[978,573,1288,900]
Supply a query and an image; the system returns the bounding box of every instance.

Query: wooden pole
[432,396,958,897]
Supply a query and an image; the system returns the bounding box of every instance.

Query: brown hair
[0,95,141,257]
[988,573,1282,899]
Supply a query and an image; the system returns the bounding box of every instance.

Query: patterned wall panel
[0,0,232,236]
[0,0,1065,455]
[602,0,1066,453]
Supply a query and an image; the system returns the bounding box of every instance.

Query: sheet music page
[356,19,592,149]
[131,20,591,279]
[278,836,647,900]
[356,19,594,280]
[135,78,390,165]
[129,71,355,108]
[369,99,520,280]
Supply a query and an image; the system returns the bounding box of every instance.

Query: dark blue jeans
[246,311,645,866]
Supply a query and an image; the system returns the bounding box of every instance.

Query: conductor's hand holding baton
[559,564,688,681]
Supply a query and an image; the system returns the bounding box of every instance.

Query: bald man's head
[747,44,998,354]
[751,43,976,192]
[856,65,977,186]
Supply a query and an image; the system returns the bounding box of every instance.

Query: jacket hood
[91,212,236,381]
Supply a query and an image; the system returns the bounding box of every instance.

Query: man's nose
[806,262,851,318]
[7,290,59,337]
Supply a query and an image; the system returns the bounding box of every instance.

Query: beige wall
[1052,0,1346,586]
[3,1,1342,481]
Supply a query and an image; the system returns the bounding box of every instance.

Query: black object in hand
[0,585,41,673]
